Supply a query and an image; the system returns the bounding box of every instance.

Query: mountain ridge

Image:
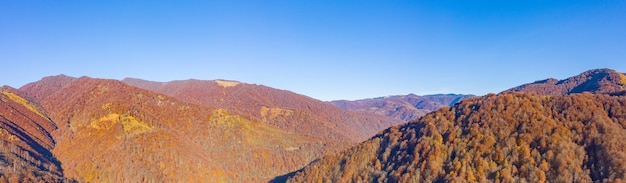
[13,75,402,182]
[288,92,626,182]
[7,68,625,182]
[330,93,475,121]
[504,68,626,96]
[34,76,366,181]
[122,77,404,143]
[287,68,626,182]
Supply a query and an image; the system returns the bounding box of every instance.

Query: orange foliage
[0,87,73,182]
[20,76,353,182]
[288,93,626,182]
[122,78,404,143]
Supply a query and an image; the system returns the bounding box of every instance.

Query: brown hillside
[504,68,626,96]
[331,94,475,121]
[0,86,71,182]
[21,76,350,182]
[122,78,404,143]
[19,74,77,102]
[288,93,626,182]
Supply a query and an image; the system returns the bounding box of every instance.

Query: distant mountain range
[330,94,475,121]
[2,68,626,182]
[287,68,626,182]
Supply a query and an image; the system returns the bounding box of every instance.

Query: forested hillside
[0,86,72,182]
[122,78,403,143]
[289,93,626,182]
[16,76,367,182]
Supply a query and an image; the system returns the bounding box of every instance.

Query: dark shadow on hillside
[3,121,63,174]
[269,159,320,183]
[268,170,298,183]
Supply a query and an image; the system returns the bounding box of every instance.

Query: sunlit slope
[22,76,348,182]
[289,93,626,182]
[123,78,404,143]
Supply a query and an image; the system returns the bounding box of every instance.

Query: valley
[0,69,625,182]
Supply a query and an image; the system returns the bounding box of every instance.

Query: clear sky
[1,1,625,101]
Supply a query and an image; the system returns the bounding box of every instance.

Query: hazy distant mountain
[0,86,71,182]
[330,94,475,121]
[122,78,404,143]
[504,68,626,96]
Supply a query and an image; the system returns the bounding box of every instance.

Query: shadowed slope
[0,86,71,182]
[288,93,626,182]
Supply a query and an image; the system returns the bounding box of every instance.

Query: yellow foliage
[120,114,151,135]
[0,128,20,142]
[75,161,97,182]
[209,109,300,148]
[2,92,48,120]
[159,161,166,169]
[619,73,626,85]
[89,113,118,130]
[7,135,19,142]
[90,113,151,135]
[260,106,294,119]
[209,109,239,128]
[101,103,112,110]
[210,170,229,183]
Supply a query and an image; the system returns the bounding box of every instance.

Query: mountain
[21,76,354,182]
[288,92,626,182]
[504,68,626,96]
[14,75,403,182]
[122,78,404,143]
[19,74,78,102]
[0,86,71,182]
[330,94,475,121]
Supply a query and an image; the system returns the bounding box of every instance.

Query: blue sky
[1,1,625,101]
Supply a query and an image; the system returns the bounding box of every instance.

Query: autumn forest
[1,68,626,182]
